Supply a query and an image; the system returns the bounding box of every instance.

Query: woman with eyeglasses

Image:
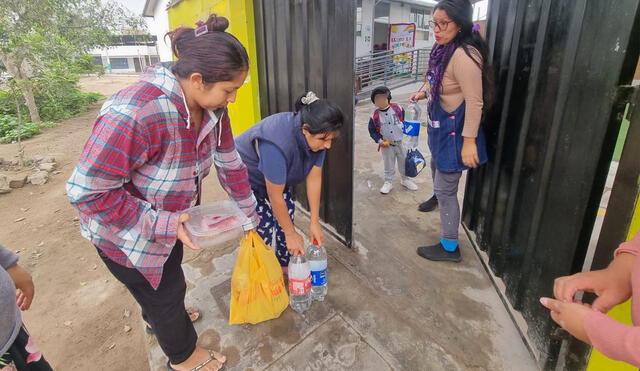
[410,0,494,262]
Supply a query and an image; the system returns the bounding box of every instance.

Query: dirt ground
[0,74,150,370]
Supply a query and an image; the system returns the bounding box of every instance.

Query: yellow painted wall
[587,195,640,371]
[167,0,261,134]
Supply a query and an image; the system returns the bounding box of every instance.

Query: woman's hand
[461,137,480,168]
[177,213,200,250]
[540,298,593,344]
[7,264,34,311]
[284,230,305,256]
[310,221,324,246]
[553,267,633,313]
[409,91,427,102]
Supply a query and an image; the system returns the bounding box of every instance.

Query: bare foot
[170,347,226,371]
[186,306,201,322]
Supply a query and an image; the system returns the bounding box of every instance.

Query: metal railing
[355,47,430,99]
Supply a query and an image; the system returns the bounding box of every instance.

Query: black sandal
[166,350,226,371]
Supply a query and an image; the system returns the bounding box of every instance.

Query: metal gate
[461,0,640,368]
[252,0,356,246]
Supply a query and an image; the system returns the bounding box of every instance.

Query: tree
[0,0,145,122]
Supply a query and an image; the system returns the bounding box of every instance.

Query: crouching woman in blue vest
[235,92,344,271]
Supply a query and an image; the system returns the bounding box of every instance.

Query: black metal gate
[252,0,356,246]
[462,0,640,368]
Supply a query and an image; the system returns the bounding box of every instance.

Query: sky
[109,0,145,15]
[105,0,153,31]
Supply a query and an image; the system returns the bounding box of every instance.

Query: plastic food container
[184,200,248,248]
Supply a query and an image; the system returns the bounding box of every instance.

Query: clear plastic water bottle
[307,239,328,301]
[288,254,312,313]
[404,101,422,149]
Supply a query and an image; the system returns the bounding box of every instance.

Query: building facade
[356,0,436,57]
[90,35,160,74]
[143,0,174,62]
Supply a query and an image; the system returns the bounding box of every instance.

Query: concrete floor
[146,82,538,371]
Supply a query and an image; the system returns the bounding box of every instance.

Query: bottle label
[289,276,311,295]
[311,269,327,286]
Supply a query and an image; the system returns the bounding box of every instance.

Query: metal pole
[383,53,388,85]
[415,50,420,81]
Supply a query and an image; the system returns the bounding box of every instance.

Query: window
[411,7,431,30]
[109,58,129,70]
[374,1,390,23]
[92,56,103,66]
[416,30,430,41]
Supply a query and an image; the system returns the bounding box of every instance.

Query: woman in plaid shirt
[67,15,252,371]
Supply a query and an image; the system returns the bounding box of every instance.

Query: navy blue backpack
[405,148,426,178]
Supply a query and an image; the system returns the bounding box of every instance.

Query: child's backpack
[405,148,426,178]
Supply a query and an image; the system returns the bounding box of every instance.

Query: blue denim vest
[427,99,488,173]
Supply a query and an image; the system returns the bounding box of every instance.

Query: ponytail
[165,14,249,84]
[294,92,344,135]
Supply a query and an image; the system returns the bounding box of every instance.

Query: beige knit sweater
[434,46,484,138]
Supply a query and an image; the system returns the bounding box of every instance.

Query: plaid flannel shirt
[67,64,259,289]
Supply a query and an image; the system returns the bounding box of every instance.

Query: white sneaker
[380,182,393,194]
[401,178,418,191]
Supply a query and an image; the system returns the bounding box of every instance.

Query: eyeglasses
[429,20,453,32]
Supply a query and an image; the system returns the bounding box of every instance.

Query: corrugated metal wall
[462,0,640,368]
[253,0,356,245]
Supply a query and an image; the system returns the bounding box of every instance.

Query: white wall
[91,45,159,73]
[356,0,375,57]
[389,1,406,23]
[148,0,173,62]
[91,45,159,58]
[390,2,434,49]
[357,0,434,57]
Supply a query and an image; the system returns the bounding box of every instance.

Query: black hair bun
[206,14,229,32]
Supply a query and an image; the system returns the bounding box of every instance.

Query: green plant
[0,62,105,121]
[0,0,145,122]
[34,64,105,120]
[0,114,57,143]
[0,90,21,115]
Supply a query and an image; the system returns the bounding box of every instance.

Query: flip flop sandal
[166,350,226,371]
[146,307,202,335]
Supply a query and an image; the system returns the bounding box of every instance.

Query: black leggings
[0,325,52,371]
[97,241,197,364]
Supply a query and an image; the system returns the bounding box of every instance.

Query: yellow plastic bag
[229,231,289,325]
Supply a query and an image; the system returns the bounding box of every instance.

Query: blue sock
[440,238,459,252]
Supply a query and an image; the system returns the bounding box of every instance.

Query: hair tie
[472,23,481,33]
[301,91,320,105]
[195,21,208,37]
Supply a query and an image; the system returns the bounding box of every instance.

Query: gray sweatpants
[431,159,463,241]
[381,141,407,182]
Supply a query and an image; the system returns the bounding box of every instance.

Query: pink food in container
[184,200,248,248]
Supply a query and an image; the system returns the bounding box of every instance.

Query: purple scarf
[426,41,458,117]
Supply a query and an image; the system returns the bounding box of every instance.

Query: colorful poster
[388,23,416,74]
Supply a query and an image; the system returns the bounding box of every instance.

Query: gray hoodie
[0,245,21,355]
